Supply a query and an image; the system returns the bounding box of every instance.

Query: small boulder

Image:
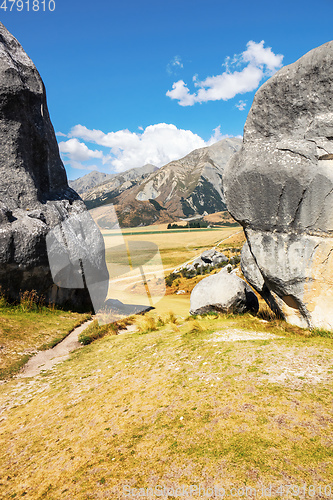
[176,248,228,276]
[190,268,259,315]
[201,248,228,265]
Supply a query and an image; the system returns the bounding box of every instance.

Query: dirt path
[17,320,138,379]
[18,319,94,378]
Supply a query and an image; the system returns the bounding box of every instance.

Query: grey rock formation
[0,22,108,310]
[224,40,333,329]
[174,248,228,276]
[190,268,258,315]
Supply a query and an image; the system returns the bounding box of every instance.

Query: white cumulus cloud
[166,40,283,106]
[242,40,283,72]
[58,138,104,163]
[205,125,237,146]
[62,123,230,173]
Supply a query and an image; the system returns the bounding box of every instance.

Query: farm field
[102,223,243,268]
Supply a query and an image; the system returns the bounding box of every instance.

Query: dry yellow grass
[0,311,333,499]
[0,305,90,379]
[102,225,243,270]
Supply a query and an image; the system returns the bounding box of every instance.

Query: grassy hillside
[1,221,332,498]
[0,295,90,380]
[1,308,333,499]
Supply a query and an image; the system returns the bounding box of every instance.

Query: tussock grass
[78,320,118,345]
[19,289,43,312]
[156,315,165,327]
[135,311,180,335]
[136,315,158,335]
[189,320,205,333]
[167,310,178,324]
[79,316,137,344]
[170,323,180,333]
[257,302,278,322]
[182,320,206,338]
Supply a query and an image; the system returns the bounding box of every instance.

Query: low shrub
[78,320,117,345]
[165,272,181,287]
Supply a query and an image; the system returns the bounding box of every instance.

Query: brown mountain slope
[79,138,241,227]
[113,138,242,226]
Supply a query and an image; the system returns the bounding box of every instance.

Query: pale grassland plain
[102,224,244,270]
[102,223,244,310]
[2,222,332,498]
[0,309,333,499]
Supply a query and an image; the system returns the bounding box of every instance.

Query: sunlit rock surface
[224,41,333,329]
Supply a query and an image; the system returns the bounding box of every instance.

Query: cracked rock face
[224,40,333,329]
[0,23,109,310]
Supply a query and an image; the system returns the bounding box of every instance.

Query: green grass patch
[78,320,118,345]
[0,299,90,379]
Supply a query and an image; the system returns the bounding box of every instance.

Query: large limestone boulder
[224,41,333,329]
[0,23,109,310]
[190,268,258,315]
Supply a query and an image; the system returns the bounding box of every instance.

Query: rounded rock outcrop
[190,268,259,316]
[224,40,333,329]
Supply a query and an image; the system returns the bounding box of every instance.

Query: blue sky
[2,0,333,180]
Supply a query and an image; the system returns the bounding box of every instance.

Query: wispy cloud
[55,131,67,137]
[166,40,283,106]
[235,100,247,111]
[59,123,232,173]
[166,55,184,75]
[205,125,242,145]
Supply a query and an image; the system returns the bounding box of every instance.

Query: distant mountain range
[70,138,242,227]
[69,164,157,198]
[69,171,112,194]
